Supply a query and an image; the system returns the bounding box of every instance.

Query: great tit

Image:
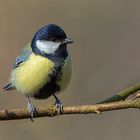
[4,24,73,119]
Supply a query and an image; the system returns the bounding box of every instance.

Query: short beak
[62,38,74,44]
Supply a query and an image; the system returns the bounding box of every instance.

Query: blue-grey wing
[13,43,32,69]
[4,43,33,90]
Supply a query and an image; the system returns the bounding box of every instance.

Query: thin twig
[97,83,140,104]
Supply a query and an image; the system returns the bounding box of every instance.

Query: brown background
[1,0,140,140]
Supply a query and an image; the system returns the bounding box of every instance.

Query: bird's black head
[33,24,67,42]
[31,24,73,57]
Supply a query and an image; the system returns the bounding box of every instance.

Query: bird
[4,24,73,119]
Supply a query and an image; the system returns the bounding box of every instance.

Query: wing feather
[4,43,33,90]
[13,43,32,68]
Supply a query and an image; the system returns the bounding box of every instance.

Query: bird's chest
[34,56,72,99]
[13,54,55,95]
[13,54,71,98]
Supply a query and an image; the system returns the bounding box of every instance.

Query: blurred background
[1,0,140,140]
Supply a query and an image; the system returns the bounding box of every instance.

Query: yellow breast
[11,54,72,97]
[12,54,55,96]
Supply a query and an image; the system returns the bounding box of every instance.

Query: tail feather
[3,83,15,90]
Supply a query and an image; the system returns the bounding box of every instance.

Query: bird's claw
[27,102,36,121]
[55,98,63,115]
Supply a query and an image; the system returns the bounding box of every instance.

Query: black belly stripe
[33,44,68,99]
[33,79,60,99]
[33,63,63,99]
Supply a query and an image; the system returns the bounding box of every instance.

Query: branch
[0,99,140,121]
[1,83,140,121]
[97,83,140,104]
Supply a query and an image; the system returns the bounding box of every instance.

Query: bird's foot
[55,99,63,115]
[27,102,36,122]
[53,95,63,115]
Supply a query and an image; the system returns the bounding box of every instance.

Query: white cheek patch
[36,40,61,54]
